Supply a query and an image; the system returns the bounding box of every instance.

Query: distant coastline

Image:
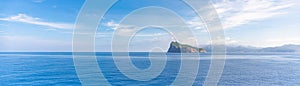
[0,52,299,55]
[0,43,299,55]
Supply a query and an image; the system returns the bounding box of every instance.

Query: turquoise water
[0,52,299,86]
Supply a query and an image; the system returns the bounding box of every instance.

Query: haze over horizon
[0,0,299,52]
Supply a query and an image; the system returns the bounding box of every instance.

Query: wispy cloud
[104,21,203,48]
[105,21,119,30]
[0,14,73,29]
[104,21,172,37]
[188,0,293,29]
[104,21,143,36]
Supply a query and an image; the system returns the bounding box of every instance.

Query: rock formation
[167,41,206,53]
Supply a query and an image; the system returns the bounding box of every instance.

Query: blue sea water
[0,52,299,86]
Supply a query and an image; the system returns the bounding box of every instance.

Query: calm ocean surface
[0,52,299,86]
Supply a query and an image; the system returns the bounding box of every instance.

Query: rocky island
[167,41,206,53]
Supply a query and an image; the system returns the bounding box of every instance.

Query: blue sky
[0,0,299,52]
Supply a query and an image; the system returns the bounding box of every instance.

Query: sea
[0,52,299,86]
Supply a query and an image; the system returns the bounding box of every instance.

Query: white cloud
[206,36,238,46]
[114,26,137,36]
[104,20,206,48]
[105,21,119,30]
[133,33,168,37]
[225,37,238,45]
[217,0,293,29]
[186,18,205,30]
[104,21,136,36]
[0,14,73,29]
[188,0,294,30]
[105,21,155,36]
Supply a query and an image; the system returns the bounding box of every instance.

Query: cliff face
[167,41,206,53]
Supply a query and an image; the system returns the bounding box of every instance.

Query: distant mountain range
[203,44,300,53]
